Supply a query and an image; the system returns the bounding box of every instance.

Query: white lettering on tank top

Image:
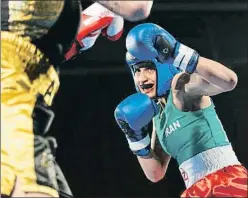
[165,120,181,137]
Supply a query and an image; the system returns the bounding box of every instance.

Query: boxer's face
[133,64,157,98]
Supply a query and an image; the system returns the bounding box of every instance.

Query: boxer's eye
[134,69,141,76]
[134,68,141,73]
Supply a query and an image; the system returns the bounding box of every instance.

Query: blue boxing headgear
[126,52,180,97]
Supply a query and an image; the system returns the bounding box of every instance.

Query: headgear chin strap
[126,52,180,97]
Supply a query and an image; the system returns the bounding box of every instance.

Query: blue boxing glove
[114,93,159,156]
[126,23,199,74]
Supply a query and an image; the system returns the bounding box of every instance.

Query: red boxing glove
[65,3,124,60]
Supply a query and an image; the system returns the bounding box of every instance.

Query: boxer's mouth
[140,83,154,93]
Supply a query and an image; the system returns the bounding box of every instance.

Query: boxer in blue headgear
[125,23,199,98]
[126,52,180,98]
[114,23,247,197]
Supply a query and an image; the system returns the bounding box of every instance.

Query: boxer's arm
[137,120,171,183]
[194,57,238,91]
[95,1,153,21]
[174,57,238,97]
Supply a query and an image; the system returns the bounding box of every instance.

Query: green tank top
[153,90,230,165]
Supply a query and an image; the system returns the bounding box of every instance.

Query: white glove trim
[174,44,194,71]
[127,134,150,151]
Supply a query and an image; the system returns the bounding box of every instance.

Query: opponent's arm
[95,1,153,21]
[137,120,171,182]
[65,3,124,60]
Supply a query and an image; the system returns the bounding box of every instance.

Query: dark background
[51,0,248,197]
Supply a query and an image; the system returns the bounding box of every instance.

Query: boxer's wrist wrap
[133,146,151,157]
[173,43,199,74]
[186,51,199,74]
[127,134,151,157]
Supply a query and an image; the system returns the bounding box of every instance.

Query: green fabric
[154,90,230,165]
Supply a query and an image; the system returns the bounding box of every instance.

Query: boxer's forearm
[195,57,238,92]
[95,1,153,21]
[137,150,170,183]
[137,126,170,183]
